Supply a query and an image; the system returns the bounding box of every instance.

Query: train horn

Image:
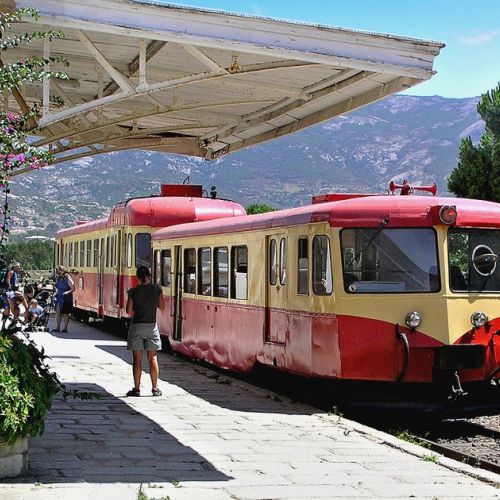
[389,180,437,196]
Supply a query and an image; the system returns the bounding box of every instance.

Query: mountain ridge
[10,94,482,239]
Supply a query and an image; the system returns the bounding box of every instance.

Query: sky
[158,0,500,98]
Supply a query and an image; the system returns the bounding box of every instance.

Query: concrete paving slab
[0,319,499,499]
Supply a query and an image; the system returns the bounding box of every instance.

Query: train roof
[56,196,246,238]
[152,195,500,240]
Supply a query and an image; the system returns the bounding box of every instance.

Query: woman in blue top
[53,265,75,333]
[4,262,21,290]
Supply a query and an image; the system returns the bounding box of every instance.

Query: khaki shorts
[127,322,161,351]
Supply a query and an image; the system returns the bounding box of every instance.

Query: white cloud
[459,30,500,46]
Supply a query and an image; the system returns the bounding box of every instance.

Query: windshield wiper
[347,216,389,270]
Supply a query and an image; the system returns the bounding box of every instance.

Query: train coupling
[448,370,468,401]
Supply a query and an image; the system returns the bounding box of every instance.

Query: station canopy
[2,0,444,174]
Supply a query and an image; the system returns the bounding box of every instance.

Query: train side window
[269,239,277,285]
[79,241,84,267]
[74,242,78,268]
[105,236,110,268]
[135,233,151,268]
[279,238,287,285]
[313,235,333,295]
[231,246,248,300]
[154,250,161,285]
[86,240,91,267]
[93,239,99,267]
[214,247,228,298]
[298,238,309,295]
[198,247,212,296]
[126,233,132,268]
[183,248,196,294]
[110,234,115,267]
[161,250,171,287]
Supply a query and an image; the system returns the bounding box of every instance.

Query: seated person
[10,292,27,323]
[27,298,43,325]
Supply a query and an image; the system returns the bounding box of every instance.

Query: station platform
[1,320,499,500]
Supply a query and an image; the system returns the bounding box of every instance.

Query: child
[27,298,43,325]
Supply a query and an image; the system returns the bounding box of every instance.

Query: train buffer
[1,321,499,499]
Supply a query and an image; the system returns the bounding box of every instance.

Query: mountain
[10,94,482,239]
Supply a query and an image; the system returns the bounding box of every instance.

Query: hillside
[10,94,482,239]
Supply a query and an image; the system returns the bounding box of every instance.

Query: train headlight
[470,311,488,328]
[405,311,422,329]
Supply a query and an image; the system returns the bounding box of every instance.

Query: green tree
[448,83,500,202]
[246,202,277,214]
[2,240,53,270]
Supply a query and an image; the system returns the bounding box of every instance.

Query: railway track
[410,418,500,474]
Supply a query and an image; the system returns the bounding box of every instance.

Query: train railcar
[151,192,500,395]
[54,184,245,322]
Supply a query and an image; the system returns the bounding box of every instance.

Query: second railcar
[54,184,245,322]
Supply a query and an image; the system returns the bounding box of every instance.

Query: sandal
[126,388,140,397]
[152,388,162,397]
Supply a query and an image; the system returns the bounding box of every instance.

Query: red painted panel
[56,197,246,238]
[454,317,500,381]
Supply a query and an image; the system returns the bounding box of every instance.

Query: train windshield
[341,228,439,293]
[448,228,500,292]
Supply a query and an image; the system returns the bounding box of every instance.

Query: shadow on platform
[3,383,232,485]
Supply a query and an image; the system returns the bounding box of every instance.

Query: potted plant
[0,322,61,477]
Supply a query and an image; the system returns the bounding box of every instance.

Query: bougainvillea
[0,6,67,250]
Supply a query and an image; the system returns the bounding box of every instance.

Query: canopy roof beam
[2,0,443,169]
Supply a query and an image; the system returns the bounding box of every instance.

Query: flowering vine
[0,6,68,252]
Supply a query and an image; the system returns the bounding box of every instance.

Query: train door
[112,229,122,309]
[172,245,183,341]
[265,234,288,343]
[98,237,105,315]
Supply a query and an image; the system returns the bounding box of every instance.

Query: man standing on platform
[126,265,164,397]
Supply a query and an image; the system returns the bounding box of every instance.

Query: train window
[448,228,499,293]
[79,241,84,267]
[93,239,99,267]
[341,228,440,293]
[198,248,212,296]
[313,235,333,295]
[126,233,132,268]
[135,233,151,268]
[154,250,161,286]
[183,248,196,294]
[106,236,110,268]
[214,247,228,298]
[269,239,277,285]
[161,250,171,287]
[86,240,91,267]
[298,238,309,295]
[110,234,115,267]
[74,242,78,268]
[279,238,287,285]
[231,246,248,300]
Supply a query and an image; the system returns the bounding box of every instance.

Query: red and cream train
[55,184,500,394]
